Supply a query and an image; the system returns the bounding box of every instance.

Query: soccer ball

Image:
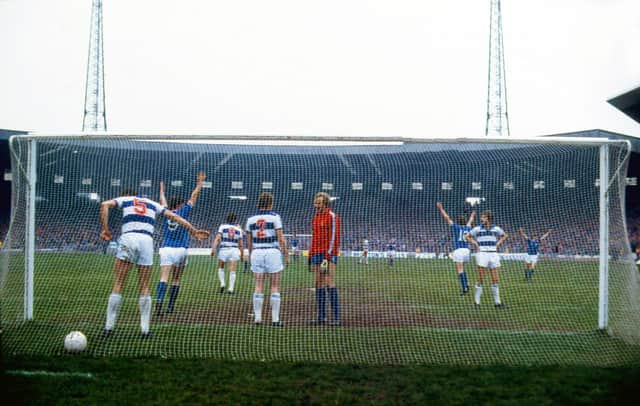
[64,331,87,353]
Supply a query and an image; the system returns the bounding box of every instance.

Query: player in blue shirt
[386,241,396,268]
[437,202,476,295]
[290,233,300,262]
[519,227,551,281]
[155,171,206,316]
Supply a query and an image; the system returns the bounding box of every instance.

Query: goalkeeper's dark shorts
[310,253,338,265]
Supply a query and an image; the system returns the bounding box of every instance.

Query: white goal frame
[9,134,632,331]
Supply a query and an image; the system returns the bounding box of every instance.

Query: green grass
[1,255,640,403]
[2,253,640,366]
[1,357,638,404]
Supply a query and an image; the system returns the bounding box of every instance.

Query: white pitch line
[420,326,589,338]
[6,370,95,379]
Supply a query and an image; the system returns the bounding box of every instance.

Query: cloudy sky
[0,0,638,139]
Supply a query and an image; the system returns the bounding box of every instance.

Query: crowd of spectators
[0,208,637,258]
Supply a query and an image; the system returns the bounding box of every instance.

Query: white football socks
[474,284,483,305]
[271,293,281,323]
[218,268,225,287]
[139,295,151,334]
[491,284,501,305]
[229,272,237,292]
[105,293,122,330]
[253,293,264,323]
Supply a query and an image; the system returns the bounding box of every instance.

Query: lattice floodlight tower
[486,0,510,137]
[82,0,107,132]
[2,134,639,365]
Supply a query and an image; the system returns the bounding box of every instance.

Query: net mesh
[2,135,639,365]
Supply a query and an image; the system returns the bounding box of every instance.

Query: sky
[0,0,639,139]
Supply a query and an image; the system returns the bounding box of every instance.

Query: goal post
[25,138,37,321]
[599,143,609,330]
[2,133,638,365]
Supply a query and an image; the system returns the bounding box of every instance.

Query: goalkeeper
[309,192,341,326]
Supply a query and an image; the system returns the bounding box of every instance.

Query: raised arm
[540,229,552,240]
[163,210,209,241]
[159,181,168,207]
[99,199,117,241]
[519,227,529,239]
[436,202,453,225]
[466,210,476,227]
[187,171,206,206]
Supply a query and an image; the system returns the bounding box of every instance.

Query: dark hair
[482,210,494,223]
[226,212,238,223]
[456,215,466,225]
[121,188,137,197]
[169,196,186,210]
[257,192,273,209]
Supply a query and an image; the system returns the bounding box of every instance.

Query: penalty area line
[6,370,95,379]
[432,327,590,338]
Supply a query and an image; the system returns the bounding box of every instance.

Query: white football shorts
[250,248,283,274]
[475,251,501,269]
[525,254,539,265]
[116,233,154,266]
[218,247,241,262]
[451,248,471,263]
[159,246,188,267]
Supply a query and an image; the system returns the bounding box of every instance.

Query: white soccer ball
[64,331,87,353]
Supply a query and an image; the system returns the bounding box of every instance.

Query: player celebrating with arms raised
[100,189,209,338]
[519,227,551,281]
[211,212,244,294]
[466,210,508,308]
[309,192,341,326]
[155,171,206,315]
[437,202,476,295]
[246,192,288,326]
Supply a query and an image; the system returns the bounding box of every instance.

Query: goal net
[2,134,639,365]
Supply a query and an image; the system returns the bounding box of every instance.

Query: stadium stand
[1,131,638,258]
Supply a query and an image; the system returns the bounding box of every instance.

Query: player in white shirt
[359,239,369,265]
[245,192,289,326]
[99,189,209,338]
[466,210,508,308]
[211,212,244,294]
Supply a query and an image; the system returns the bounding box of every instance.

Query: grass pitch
[1,253,639,366]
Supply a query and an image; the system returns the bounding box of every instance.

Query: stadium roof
[0,129,27,141]
[3,128,638,153]
[542,129,640,153]
[608,86,640,125]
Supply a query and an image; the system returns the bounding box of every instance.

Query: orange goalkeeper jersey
[310,209,341,257]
